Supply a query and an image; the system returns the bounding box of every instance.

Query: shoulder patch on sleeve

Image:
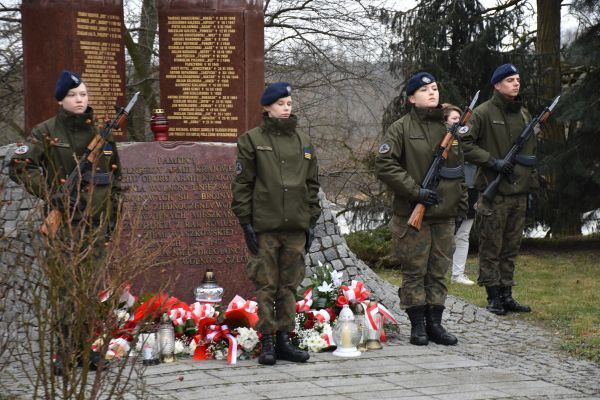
[235,160,243,175]
[458,126,469,134]
[378,143,391,154]
[303,147,313,160]
[14,145,29,155]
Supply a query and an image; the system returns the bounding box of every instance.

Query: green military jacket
[461,90,539,195]
[375,106,468,219]
[9,107,121,221]
[231,114,321,233]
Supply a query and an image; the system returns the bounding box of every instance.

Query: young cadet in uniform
[231,82,321,365]
[9,70,121,230]
[461,64,536,315]
[375,72,466,346]
[443,104,476,286]
[9,70,122,373]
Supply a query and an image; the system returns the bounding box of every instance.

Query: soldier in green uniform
[376,72,466,346]
[8,70,122,374]
[461,64,536,315]
[9,70,121,228]
[231,82,321,365]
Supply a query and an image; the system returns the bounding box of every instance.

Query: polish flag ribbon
[206,324,237,365]
[341,280,369,303]
[169,306,191,327]
[189,302,217,322]
[296,288,313,312]
[364,301,399,334]
[310,309,331,324]
[226,295,258,314]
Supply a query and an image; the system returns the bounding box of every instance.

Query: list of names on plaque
[165,15,242,139]
[76,11,123,124]
[121,157,247,272]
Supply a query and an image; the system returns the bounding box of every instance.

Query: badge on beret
[70,74,80,84]
[510,65,517,72]
[286,85,292,95]
[378,143,391,154]
[14,145,29,155]
[459,126,469,134]
[235,160,243,175]
[422,76,432,84]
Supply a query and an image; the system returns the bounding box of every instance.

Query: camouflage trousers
[389,215,454,309]
[475,194,526,287]
[246,230,306,334]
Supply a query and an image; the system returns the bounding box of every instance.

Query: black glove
[305,226,315,253]
[454,216,465,234]
[489,158,514,175]
[416,188,439,206]
[241,224,259,255]
[50,192,85,214]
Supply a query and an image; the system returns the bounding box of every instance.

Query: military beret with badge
[55,70,83,101]
[406,72,436,96]
[491,63,519,85]
[260,82,292,106]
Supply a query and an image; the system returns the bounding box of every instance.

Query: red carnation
[336,295,349,308]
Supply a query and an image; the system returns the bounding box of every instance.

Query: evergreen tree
[371,0,534,131]
[536,1,600,235]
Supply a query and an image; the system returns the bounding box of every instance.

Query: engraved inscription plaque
[21,0,126,136]
[158,0,264,142]
[119,142,252,303]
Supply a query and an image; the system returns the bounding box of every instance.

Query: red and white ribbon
[226,295,258,314]
[341,280,369,303]
[296,288,313,312]
[98,283,136,307]
[169,306,191,327]
[310,309,331,324]
[189,302,217,322]
[206,324,237,364]
[365,302,398,331]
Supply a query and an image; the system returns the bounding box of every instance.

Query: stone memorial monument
[157,0,264,142]
[21,0,126,135]
[20,0,265,303]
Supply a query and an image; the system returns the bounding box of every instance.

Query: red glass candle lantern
[151,108,169,141]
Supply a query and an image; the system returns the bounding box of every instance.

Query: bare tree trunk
[123,0,159,141]
[536,0,563,142]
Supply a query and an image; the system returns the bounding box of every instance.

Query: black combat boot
[425,305,458,346]
[485,286,507,315]
[500,286,531,313]
[405,305,428,346]
[258,334,276,365]
[275,331,310,362]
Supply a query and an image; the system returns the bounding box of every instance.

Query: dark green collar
[491,90,523,114]
[57,106,96,131]
[411,106,444,122]
[261,113,298,135]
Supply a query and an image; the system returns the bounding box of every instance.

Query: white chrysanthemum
[174,339,188,355]
[237,327,259,352]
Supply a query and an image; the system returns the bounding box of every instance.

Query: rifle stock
[407,203,426,231]
[40,208,62,237]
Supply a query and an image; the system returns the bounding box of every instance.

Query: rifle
[481,95,560,202]
[40,92,140,237]
[407,91,480,231]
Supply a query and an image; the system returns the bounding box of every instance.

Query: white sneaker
[452,274,475,286]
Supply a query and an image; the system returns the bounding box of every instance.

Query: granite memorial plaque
[22,0,126,138]
[119,142,252,303]
[157,0,264,141]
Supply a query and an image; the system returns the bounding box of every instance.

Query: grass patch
[370,250,600,364]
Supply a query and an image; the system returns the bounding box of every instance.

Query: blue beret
[260,82,292,106]
[406,72,436,96]
[491,63,519,85]
[55,70,82,101]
